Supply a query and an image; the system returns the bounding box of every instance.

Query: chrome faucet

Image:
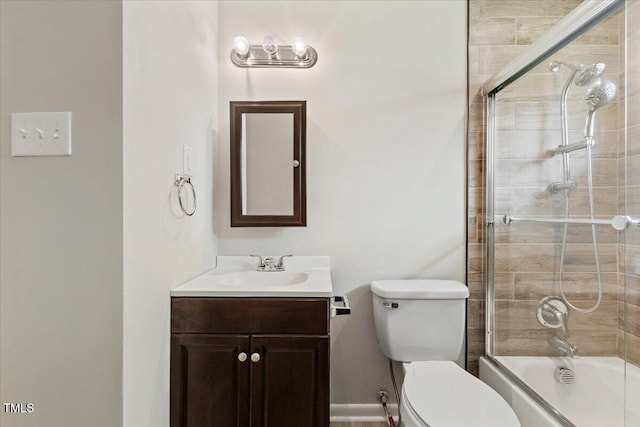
[250,254,292,272]
[549,334,578,358]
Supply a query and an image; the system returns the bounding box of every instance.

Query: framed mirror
[230,100,306,227]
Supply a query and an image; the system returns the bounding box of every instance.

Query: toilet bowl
[371,280,520,427]
[401,362,520,427]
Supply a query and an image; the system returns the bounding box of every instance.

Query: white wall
[216,0,467,407]
[0,1,123,426]
[122,2,218,426]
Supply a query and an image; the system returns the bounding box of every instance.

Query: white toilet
[371,279,520,427]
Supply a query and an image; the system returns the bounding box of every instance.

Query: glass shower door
[484,5,638,425]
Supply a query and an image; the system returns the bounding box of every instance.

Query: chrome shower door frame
[481,1,625,426]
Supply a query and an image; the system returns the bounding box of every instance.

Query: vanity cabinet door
[250,335,329,427]
[171,334,250,427]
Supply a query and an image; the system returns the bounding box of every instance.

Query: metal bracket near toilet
[331,296,351,317]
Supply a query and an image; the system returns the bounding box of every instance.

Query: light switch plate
[11,112,72,156]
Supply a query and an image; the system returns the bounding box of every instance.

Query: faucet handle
[276,254,293,268]
[537,296,569,334]
[250,254,265,268]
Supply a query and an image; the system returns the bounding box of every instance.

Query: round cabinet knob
[292,160,300,168]
[251,352,261,363]
[238,352,247,362]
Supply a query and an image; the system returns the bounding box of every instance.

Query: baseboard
[330,403,399,422]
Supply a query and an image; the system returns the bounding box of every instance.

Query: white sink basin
[218,271,310,287]
[171,256,332,297]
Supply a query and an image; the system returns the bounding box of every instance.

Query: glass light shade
[262,35,278,56]
[292,37,308,58]
[233,36,250,57]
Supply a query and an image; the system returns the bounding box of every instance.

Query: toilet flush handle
[382,302,399,309]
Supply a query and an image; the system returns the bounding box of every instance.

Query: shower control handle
[537,296,569,334]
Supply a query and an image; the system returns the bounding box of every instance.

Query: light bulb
[233,36,250,57]
[262,35,278,56]
[292,37,308,58]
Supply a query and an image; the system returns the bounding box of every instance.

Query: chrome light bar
[501,214,639,232]
[231,44,318,68]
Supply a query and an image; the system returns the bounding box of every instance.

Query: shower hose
[558,143,602,313]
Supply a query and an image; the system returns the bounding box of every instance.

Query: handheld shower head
[585,79,616,107]
[574,63,606,86]
[584,79,617,138]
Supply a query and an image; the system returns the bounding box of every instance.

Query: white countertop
[171,256,333,298]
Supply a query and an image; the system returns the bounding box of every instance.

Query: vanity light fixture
[230,35,318,68]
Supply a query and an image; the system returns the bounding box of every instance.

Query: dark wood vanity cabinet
[170,297,330,427]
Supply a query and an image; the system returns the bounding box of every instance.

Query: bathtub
[480,356,640,427]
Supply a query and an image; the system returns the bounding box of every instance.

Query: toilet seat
[402,361,521,427]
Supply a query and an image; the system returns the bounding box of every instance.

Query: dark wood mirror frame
[230,100,306,227]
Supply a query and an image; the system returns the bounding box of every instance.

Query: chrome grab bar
[331,296,351,317]
[500,214,639,231]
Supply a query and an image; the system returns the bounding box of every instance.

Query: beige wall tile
[468,215,478,243]
[625,273,640,307]
[470,18,516,46]
[468,300,485,329]
[495,157,562,188]
[495,130,562,160]
[477,45,528,74]
[495,300,618,331]
[468,159,484,188]
[495,243,618,273]
[513,272,619,301]
[468,359,480,377]
[551,44,621,76]
[515,17,561,46]
[468,130,486,161]
[517,14,619,46]
[625,332,640,366]
[626,245,640,276]
[467,243,484,273]
[624,303,640,336]
[468,271,513,300]
[513,187,618,217]
[468,326,487,359]
[494,221,618,245]
[470,0,582,19]
[495,101,516,130]
[495,328,618,356]
[627,36,640,96]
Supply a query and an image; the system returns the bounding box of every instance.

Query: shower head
[583,79,617,138]
[584,79,616,107]
[574,63,606,86]
[549,61,606,84]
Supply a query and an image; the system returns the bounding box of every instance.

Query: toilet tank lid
[370,280,469,299]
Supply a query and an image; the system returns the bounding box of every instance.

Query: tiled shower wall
[465,0,638,375]
[621,0,640,367]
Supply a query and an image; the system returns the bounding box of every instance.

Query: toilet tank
[371,280,469,363]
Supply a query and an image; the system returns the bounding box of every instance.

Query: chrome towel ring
[175,174,196,216]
